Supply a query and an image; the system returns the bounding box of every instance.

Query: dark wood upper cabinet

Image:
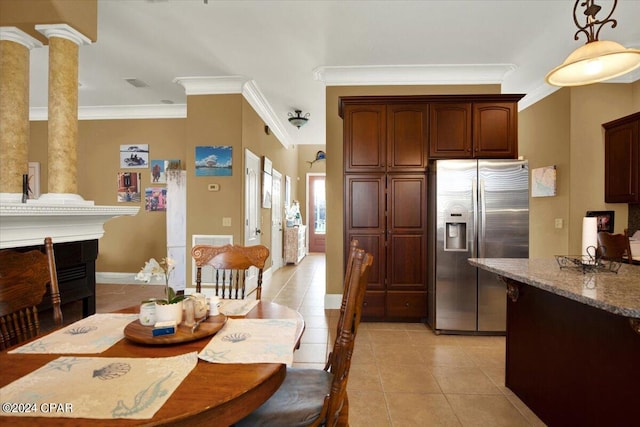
[473,102,518,158]
[603,112,640,204]
[387,104,429,172]
[343,104,386,172]
[429,103,472,158]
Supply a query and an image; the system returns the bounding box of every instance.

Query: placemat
[0,352,197,419]
[198,318,297,366]
[9,313,138,354]
[219,299,260,316]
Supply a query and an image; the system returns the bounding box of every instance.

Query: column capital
[0,27,43,49]
[35,23,91,46]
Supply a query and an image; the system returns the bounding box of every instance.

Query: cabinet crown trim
[338,94,525,118]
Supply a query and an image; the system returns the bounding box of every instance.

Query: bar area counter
[469,258,640,427]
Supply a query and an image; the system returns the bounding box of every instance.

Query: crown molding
[0,26,43,49]
[35,23,91,46]
[173,76,249,95]
[29,104,187,121]
[518,84,561,112]
[314,64,517,86]
[242,80,292,149]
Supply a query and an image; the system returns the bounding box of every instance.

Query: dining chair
[235,248,373,427]
[191,244,270,299]
[0,237,63,350]
[597,230,633,264]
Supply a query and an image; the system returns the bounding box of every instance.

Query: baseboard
[324,294,342,309]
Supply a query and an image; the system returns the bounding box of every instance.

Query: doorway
[307,174,326,253]
[271,168,284,270]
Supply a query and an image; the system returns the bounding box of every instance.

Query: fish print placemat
[198,318,297,366]
[0,352,197,419]
[9,313,138,354]
[219,299,260,316]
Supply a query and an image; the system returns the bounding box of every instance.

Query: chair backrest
[0,237,62,350]
[597,231,632,264]
[191,244,270,299]
[320,248,373,427]
[325,239,359,371]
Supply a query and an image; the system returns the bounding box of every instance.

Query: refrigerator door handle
[479,178,486,258]
[472,177,478,259]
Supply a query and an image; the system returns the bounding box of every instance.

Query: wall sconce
[288,110,310,129]
[545,0,640,87]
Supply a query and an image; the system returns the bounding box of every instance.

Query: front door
[308,174,326,253]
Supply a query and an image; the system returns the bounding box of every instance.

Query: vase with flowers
[135,257,186,324]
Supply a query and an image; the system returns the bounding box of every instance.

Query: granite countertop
[469,258,640,318]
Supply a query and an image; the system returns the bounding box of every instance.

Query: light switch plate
[222,217,231,227]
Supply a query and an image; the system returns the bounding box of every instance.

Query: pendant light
[545,0,640,87]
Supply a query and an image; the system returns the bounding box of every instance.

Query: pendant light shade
[545,0,640,87]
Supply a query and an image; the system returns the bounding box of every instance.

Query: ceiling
[26,0,640,147]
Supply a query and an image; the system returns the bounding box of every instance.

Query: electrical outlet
[555,218,563,229]
[222,217,231,227]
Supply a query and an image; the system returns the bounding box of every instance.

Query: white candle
[582,217,598,264]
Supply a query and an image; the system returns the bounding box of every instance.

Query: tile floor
[90,253,546,427]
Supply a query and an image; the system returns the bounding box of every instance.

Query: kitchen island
[469,258,640,427]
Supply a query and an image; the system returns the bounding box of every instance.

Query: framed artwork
[531,165,556,197]
[262,172,272,208]
[586,210,615,233]
[145,187,167,211]
[28,162,40,199]
[195,146,232,176]
[117,172,141,202]
[150,159,180,183]
[263,156,272,174]
[120,144,149,168]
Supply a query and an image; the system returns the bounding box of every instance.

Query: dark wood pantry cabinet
[340,94,523,321]
[603,112,640,204]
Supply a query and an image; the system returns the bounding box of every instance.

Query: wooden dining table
[0,301,305,426]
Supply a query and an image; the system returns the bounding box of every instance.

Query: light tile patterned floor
[90,253,545,426]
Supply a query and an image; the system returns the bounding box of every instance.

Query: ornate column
[35,24,91,203]
[0,27,42,203]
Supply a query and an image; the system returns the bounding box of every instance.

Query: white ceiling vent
[124,78,149,88]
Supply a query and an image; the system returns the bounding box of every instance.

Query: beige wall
[519,82,639,258]
[28,94,301,285]
[325,84,501,296]
[519,90,571,257]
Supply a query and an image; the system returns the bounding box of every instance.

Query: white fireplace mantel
[0,203,139,249]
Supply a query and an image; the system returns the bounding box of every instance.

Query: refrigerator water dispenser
[444,213,468,252]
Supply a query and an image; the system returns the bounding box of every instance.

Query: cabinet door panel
[387,234,426,290]
[605,120,639,203]
[347,233,385,290]
[387,104,429,171]
[388,174,426,231]
[362,291,386,319]
[473,102,517,158]
[345,175,385,229]
[429,103,472,158]
[343,105,386,172]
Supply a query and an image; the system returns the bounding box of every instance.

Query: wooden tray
[124,314,227,345]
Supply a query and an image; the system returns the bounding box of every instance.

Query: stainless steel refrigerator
[428,159,529,334]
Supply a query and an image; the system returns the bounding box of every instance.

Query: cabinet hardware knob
[405,302,410,307]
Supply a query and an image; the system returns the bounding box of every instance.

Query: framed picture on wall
[195,146,232,176]
[120,144,149,168]
[586,210,615,233]
[262,172,272,208]
[263,156,272,174]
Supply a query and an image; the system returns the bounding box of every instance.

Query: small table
[0,301,304,426]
